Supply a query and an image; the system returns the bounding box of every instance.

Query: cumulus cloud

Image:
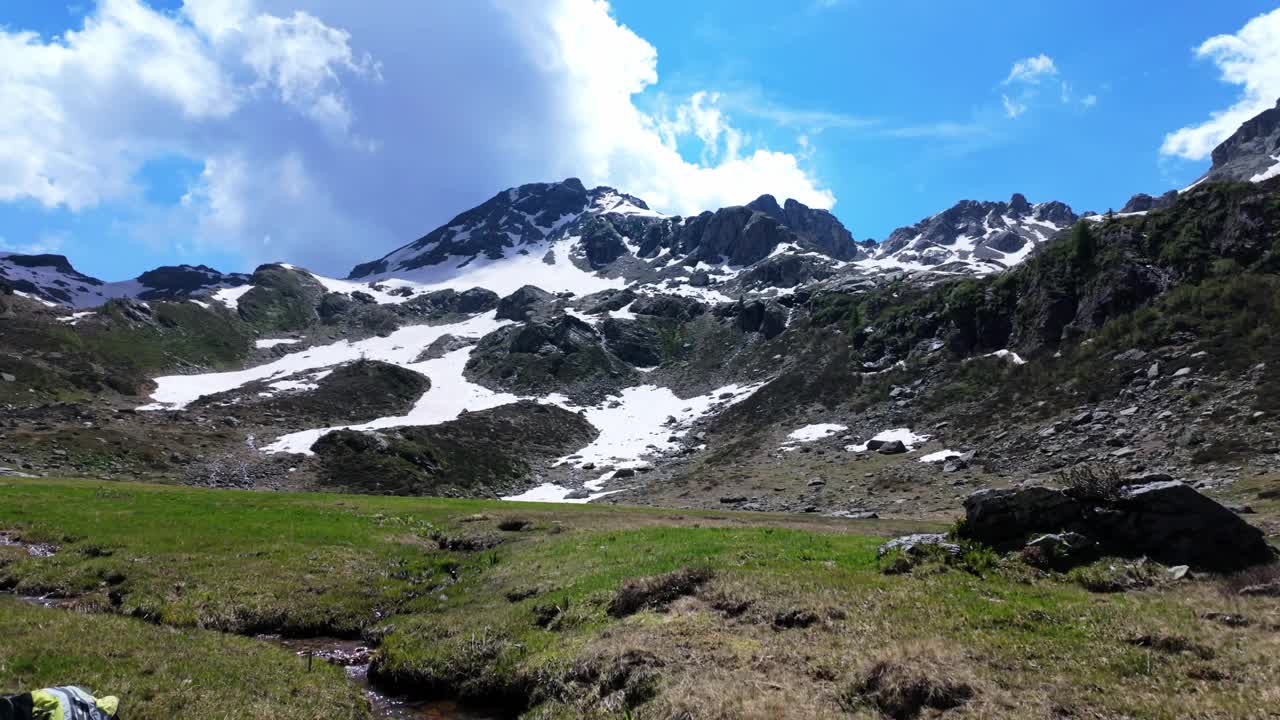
[1004,54,1058,84]
[1161,8,1280,161]
[0,0,833,275]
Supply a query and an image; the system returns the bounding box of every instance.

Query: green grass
[0,597,367,720]
[2,478,1278,719]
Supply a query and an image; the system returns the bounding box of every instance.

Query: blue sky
[2,1,1278,280]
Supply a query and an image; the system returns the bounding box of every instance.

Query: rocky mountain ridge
[0,253,250,308]
[2,98,1280,527]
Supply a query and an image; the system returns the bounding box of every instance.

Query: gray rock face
[1196,97,1280,185]
[745,194,865,260]
[600,318,663,367]
[629,294,706,321]
[496,285,556,321]
[738,253,837,290]
[731,299,787,339]
[1120,191,1178,214]
[403,287,499,318]
[1098,481,1275,571]
[963,483,1275,571]
[963,487,1084,547]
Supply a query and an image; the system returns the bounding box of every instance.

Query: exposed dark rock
[962,483,1275,571]
[496,285,556,321]
[466,315,632,400]
[311,401,597,496]
[599,318,662,367]
[629,294,706,321]
[1120,191,1178,214]
[403,288,499,318]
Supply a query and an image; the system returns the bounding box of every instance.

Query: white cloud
[1081,94,1097,108]
[1004,54,1058,84]
[0,232,67,255]
[1001,94,1027,119]
[1161,8,1280,161]
[0,0,833,275]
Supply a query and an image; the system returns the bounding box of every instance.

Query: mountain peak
[1196,96,1280,185]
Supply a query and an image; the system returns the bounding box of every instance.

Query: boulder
[962,487,1085,547]
[878,533,960,558]
[963,482,1276,571]
[1022,532,1095,569]
[496,285,555,321]
[1095,481,1275,571]
[876,440,908,455]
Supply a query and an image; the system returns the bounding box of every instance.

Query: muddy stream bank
[1,531,501,720]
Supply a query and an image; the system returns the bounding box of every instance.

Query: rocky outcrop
[1196,97,1280,184]
[495,285,556,321]
[746,194,864,260]
[599,318,663,367]
[629,294,706,321]
[237,264,327,331]
[465,315,633,400]
[402,287,499,318]
[962,482,1275,571]
[192,359,430,425]
[311,401,597,496]
[1120,191,1178,214]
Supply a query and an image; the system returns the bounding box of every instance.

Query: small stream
[264,637,502,720]
[2,531,499,720]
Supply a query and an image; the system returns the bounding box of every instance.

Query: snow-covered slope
[0,253,250,308]
[864,194,1077,273]
[344,178,867,299]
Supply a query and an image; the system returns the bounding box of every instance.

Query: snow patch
[213,285,254,309]
[779,423,846,450]
[255,338,300,349]
[982,349,1026,365]
[845,428,930,453]
[548,382,762,471]
[919,449,962,463]
[1250,155,1280,183]
[141,312,509,411]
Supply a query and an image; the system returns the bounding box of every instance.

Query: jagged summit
[343,178,868,298]
[867,193,1077,272]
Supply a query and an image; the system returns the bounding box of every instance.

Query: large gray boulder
[962,487,1084,547]
[962,482,1276,571]
[1096,481,1275,572]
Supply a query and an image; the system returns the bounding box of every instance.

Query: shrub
[1057,464,1124,503]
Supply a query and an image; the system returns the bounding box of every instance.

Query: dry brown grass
[607,566,713,618]
[1217,562,1280,596]
[838,642,979,719]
